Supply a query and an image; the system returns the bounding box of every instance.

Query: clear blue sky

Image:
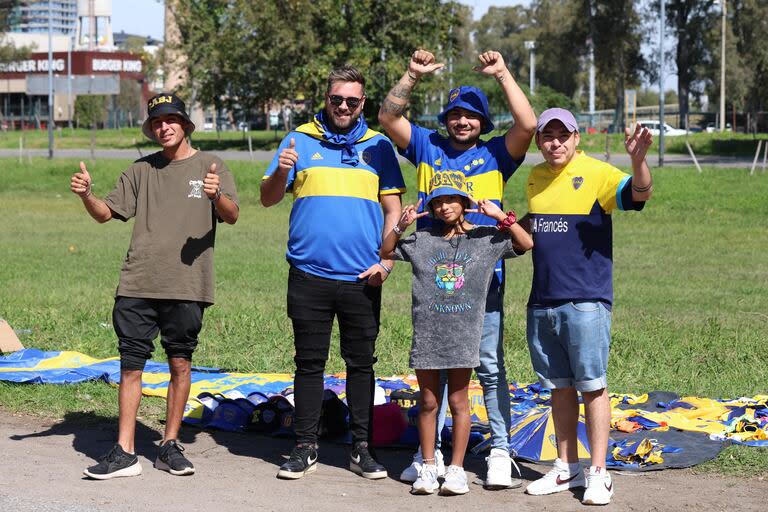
[109,0,530,39]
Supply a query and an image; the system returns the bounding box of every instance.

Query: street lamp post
[524,41,536,95]
[719,0,726,132]
[47,0,54,159]
[659,0,665,167]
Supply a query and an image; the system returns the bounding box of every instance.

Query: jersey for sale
[526,151,644,307]
[264,122,405,281]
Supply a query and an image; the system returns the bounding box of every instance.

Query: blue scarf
[315,110,369,166]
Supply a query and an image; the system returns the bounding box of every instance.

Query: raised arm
[378,49,444,150]
[474,51,536,160]
[260,137,297,207]
[468,199,533,253]
[380,199,428,259]
[624,124,654,202]
[70,161,113,223]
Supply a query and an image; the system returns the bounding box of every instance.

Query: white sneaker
[399,448,446,483]
[582,466,614,505]
[525,458,586,496]
[485,448,513,489]
[411,463,440,495]
[440,465,469,495]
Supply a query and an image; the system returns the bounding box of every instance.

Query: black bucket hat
[141,92,195,141]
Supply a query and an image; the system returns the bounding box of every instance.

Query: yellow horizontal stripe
[417,163,505,201]
[380,187,407,196]
[292,166,380,201]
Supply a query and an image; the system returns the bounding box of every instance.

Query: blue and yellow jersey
[526,151,645,307]
[400,123,523,287]
[264,123,406,281]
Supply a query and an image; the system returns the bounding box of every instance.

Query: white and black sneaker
[349,441,387,479]
[83,443,142,480]
[277,443,318,479]
[155,439,195,476]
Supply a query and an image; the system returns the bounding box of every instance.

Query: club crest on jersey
[572,176,584,190]
[188,179,203,198]
[358,150,372,165]
[449,88,460,102]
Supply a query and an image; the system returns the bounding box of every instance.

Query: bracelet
[212,187,222,201]
[392,224,404,236]
[631,181,653,193]
[377,261,392,274]
[496,210,517,230]
[407,71,419,82]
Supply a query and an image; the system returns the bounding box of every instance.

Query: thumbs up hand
[204,162,221,200]
[278,137,298,174]
[71,161,93,198]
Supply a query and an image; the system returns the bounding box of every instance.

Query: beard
[325,105,361,134]
[448,130,481,146]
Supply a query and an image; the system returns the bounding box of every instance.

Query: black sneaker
[83,443,142,480]
[277,443,318,479]
[155,439,195,476]
[349,441,387,480]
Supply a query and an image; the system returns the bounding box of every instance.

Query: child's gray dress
[393,226,520,369]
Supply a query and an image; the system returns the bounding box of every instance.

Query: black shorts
[113,296,205,371]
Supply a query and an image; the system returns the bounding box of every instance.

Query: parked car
[705,122,732,133]
[636,120,687,137]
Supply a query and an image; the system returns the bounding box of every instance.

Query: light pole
[658,0,665,167]
[719,0,726,132]
[524,41,536,95]
[47,0,54,159]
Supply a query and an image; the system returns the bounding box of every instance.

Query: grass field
[0,156,766,473]
[2,126,767,157]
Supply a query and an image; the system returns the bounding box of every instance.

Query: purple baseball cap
[536,108,579,133]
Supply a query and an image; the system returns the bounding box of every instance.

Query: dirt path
[0,410,764,512]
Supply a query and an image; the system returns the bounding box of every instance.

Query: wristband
[377,261,392,274]
[407,71,419,82]
[211,187,221,201]
[496,210,517,230]
[392,224,404,236]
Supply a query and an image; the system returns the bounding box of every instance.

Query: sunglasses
[328,94,363,109]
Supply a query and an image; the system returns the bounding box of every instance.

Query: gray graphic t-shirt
[393,226,520,369]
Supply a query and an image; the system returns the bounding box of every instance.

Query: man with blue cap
[379,49,536,489]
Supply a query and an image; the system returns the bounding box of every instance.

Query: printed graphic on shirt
[428,249,473,314]
[188,179,203,199]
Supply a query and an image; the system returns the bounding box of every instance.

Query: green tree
[568,0,646,130]
[0,1,32,64]
[74,95,106,128]
[169,0,461,125]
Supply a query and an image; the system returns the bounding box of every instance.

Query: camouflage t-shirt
[393,226,519,369]
[104,150,238,304]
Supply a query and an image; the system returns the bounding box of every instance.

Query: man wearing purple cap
[379,49,536,489]
[522,108,653,505]
[72,92,239,480]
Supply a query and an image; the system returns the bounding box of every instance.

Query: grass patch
[1,157,767,473]
[4,126,767,157]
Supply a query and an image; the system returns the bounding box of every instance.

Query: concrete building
[0,0,147,129]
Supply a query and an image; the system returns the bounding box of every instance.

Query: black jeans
[287,266,381,445]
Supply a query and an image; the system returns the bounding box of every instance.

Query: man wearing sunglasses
[261,66,405,481]
[379,49,536,490]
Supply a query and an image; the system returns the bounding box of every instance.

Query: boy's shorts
[113,296,205,371]
[526,301,611,392]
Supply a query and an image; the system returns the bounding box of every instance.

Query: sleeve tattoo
[381,83,415,117]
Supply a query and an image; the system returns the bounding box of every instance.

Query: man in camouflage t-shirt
[70,93,239,480]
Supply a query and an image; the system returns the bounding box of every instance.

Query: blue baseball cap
[437,86,494,134]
